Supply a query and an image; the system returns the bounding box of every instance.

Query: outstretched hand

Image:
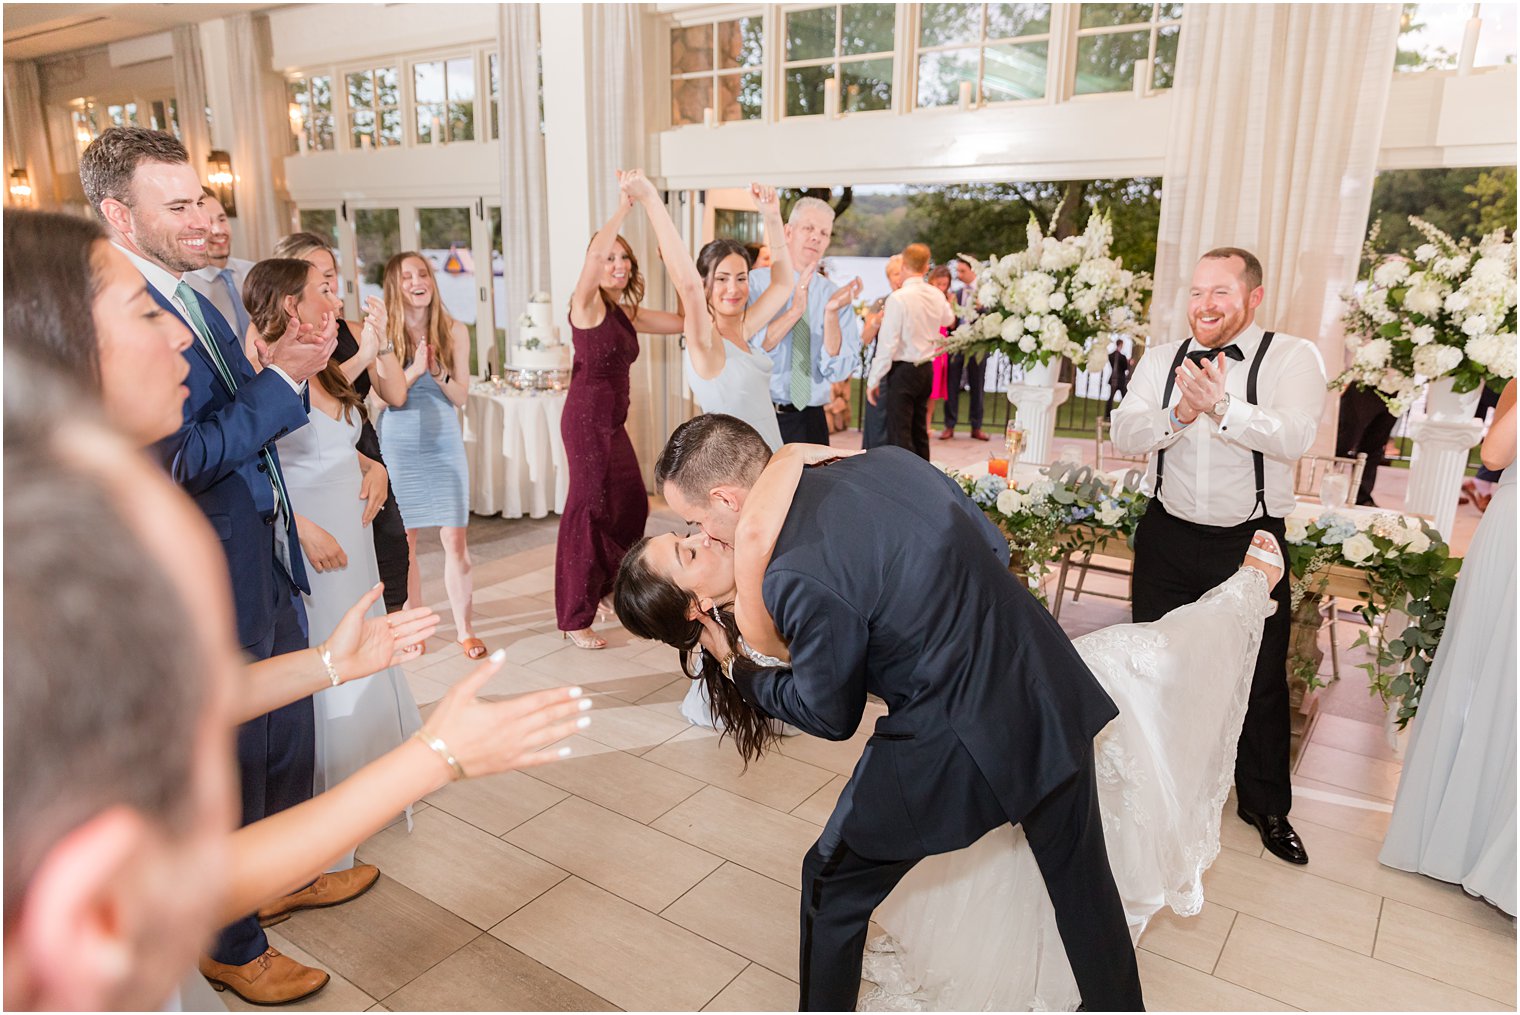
[325,584,441,681]
[618,168,658,204]
[422,655,593,778]
[751,182,779,213]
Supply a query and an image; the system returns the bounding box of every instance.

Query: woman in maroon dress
[557,179,684,648]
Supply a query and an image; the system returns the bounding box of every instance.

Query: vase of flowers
[937,211,1152,376]
[1332,217,1517,415]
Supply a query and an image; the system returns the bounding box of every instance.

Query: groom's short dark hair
[655,414,771,499]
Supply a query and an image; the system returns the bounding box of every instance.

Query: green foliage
[1366,166,1518,270]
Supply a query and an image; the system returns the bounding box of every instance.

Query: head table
[463,383,568,519]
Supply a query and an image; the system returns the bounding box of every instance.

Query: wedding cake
[508,293,571,371]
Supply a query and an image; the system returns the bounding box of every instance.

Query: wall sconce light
[206,149,236,217]
[9,168,33,202]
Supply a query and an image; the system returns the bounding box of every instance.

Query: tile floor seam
[376,929,488,1008]
[635,739,838,810]
[1210,907,1240,977]
[642,778,720,827]
[701,960,755,1011]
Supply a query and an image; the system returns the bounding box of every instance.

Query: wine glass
[1005,421,1028,466]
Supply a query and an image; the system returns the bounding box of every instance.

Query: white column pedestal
[1404,416,1484,539]
[1006,381,1072,465]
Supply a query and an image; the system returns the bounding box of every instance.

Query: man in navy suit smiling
[79,128,359,1006]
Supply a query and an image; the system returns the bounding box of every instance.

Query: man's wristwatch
[1210,394,1231,420]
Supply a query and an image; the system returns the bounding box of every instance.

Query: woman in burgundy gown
[557,180,684,648]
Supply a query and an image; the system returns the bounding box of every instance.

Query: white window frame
[339,62,404,151]
[406,50,481,146]
[907,2,1058,111]
[1066,2,1184,101]
[779,3,900,119]
[667,13,768,126]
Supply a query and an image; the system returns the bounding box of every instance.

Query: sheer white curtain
[586,3,683,478]
[3,60,57,207]
[496,3,552,372]
[1151,3,1401,409]
[222,13,292,257]
[172,25,211,176]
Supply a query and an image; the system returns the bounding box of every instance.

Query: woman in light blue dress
[1381,378,1516,915]
[376,252,485,659]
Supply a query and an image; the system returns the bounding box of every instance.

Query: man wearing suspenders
[1112,247,1328,866]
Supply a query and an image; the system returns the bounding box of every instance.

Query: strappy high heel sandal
[1243,530,1286,590]
[564,628,607,650]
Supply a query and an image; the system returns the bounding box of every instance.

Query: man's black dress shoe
[1238,806,1308,864]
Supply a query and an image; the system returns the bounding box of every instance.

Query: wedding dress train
[858,567,1274,1011]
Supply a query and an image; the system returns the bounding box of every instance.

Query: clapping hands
[256,310,338,382]
[827,277,863,313]
[1173,353,1228,423]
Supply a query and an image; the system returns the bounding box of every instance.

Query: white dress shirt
[186,256,256,334]
[1110,323,1327,525]
[868,276,954,388]
[118,244,302,395]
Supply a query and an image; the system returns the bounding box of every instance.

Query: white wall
[1378,66,1518,170]
[267,4,497,71]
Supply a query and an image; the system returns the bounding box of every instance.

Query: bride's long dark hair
[613,537,782,764]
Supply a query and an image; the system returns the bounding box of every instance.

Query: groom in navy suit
[81,128,346,1005]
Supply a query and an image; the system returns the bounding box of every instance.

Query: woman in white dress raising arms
[617,171,861,451]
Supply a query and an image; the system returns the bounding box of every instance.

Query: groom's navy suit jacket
[148,283,311,651]
[735,446,1119,861]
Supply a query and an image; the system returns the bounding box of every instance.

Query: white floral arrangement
[937,211,1152,372]
[529,290,552,304]
[1332,217,1517,414]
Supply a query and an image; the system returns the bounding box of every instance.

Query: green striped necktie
[788,306,811,410]
[174,281,292,520]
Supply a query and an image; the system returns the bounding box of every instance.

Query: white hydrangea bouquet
[937,211,1152,372]
[1332,217,1516,414]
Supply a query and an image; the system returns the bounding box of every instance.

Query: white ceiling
[4,3,280,61]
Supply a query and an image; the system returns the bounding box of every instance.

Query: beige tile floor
[217,468,1513,1013]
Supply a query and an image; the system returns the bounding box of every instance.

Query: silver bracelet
[317,644,341,687]
[412,729,466,780]
[378,342,395,355]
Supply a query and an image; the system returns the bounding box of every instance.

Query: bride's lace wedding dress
[854,567,1275,1011]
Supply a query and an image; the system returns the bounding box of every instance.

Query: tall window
[287,75,335,152]
[346,66,401,149]
[148,98,181,137]
[669,17,764,125]
[106,102,139,128]
[1396,3,1517,72]
[783,5,896,117]
[414,57,475,144]
[917,3,1053,107]
[1073,3,1183,95]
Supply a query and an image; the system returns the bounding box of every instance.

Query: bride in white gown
[614,445,1280,1011]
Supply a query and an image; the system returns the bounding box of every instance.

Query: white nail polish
[578,698,593,711]
[568,686,584,698]
[489,648,506,663]
[558,746,572,757]
[576,715,592,729]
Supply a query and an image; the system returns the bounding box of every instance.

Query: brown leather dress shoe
[970,429,991,441]
[937,427,955,440]
[200,947,329,1005]
[257,863,381,927]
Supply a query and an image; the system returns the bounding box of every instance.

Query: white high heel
[1243,530,1286,589]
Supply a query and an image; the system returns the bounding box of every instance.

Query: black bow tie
[1186,345,1245,366]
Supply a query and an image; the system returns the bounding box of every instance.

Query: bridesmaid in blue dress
[1381,378,1516,915]
[376,252,485,659]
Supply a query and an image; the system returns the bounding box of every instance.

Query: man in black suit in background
[655,415,1143,1012]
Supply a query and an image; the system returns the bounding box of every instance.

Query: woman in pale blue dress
[620,173,860,726]
[1381,378,1516,915]
[246,258,423,872]
[376,252,486,660]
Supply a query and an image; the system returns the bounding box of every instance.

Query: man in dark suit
[80,128,352,1006]
[655,415,1143,1012]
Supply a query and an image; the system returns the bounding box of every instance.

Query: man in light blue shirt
[747,196,861,445]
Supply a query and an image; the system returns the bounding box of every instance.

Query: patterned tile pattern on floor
[236,519,1512,1012]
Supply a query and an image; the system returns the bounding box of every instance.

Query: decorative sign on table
[948,459,1461,728]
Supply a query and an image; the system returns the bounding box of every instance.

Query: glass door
[415,202,494,376]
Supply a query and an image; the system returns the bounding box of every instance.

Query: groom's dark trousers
[733,447,1143,1012]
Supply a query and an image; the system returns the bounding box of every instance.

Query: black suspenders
[1155,332,1276,522]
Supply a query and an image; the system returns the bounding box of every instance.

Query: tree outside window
[346,66,402,149]
[1072,3,1183,96]
[287,75,335,152]
[783,5,896,117]
[414,58,475,144]
[670,16,764,126]
[917,3,1054,107]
